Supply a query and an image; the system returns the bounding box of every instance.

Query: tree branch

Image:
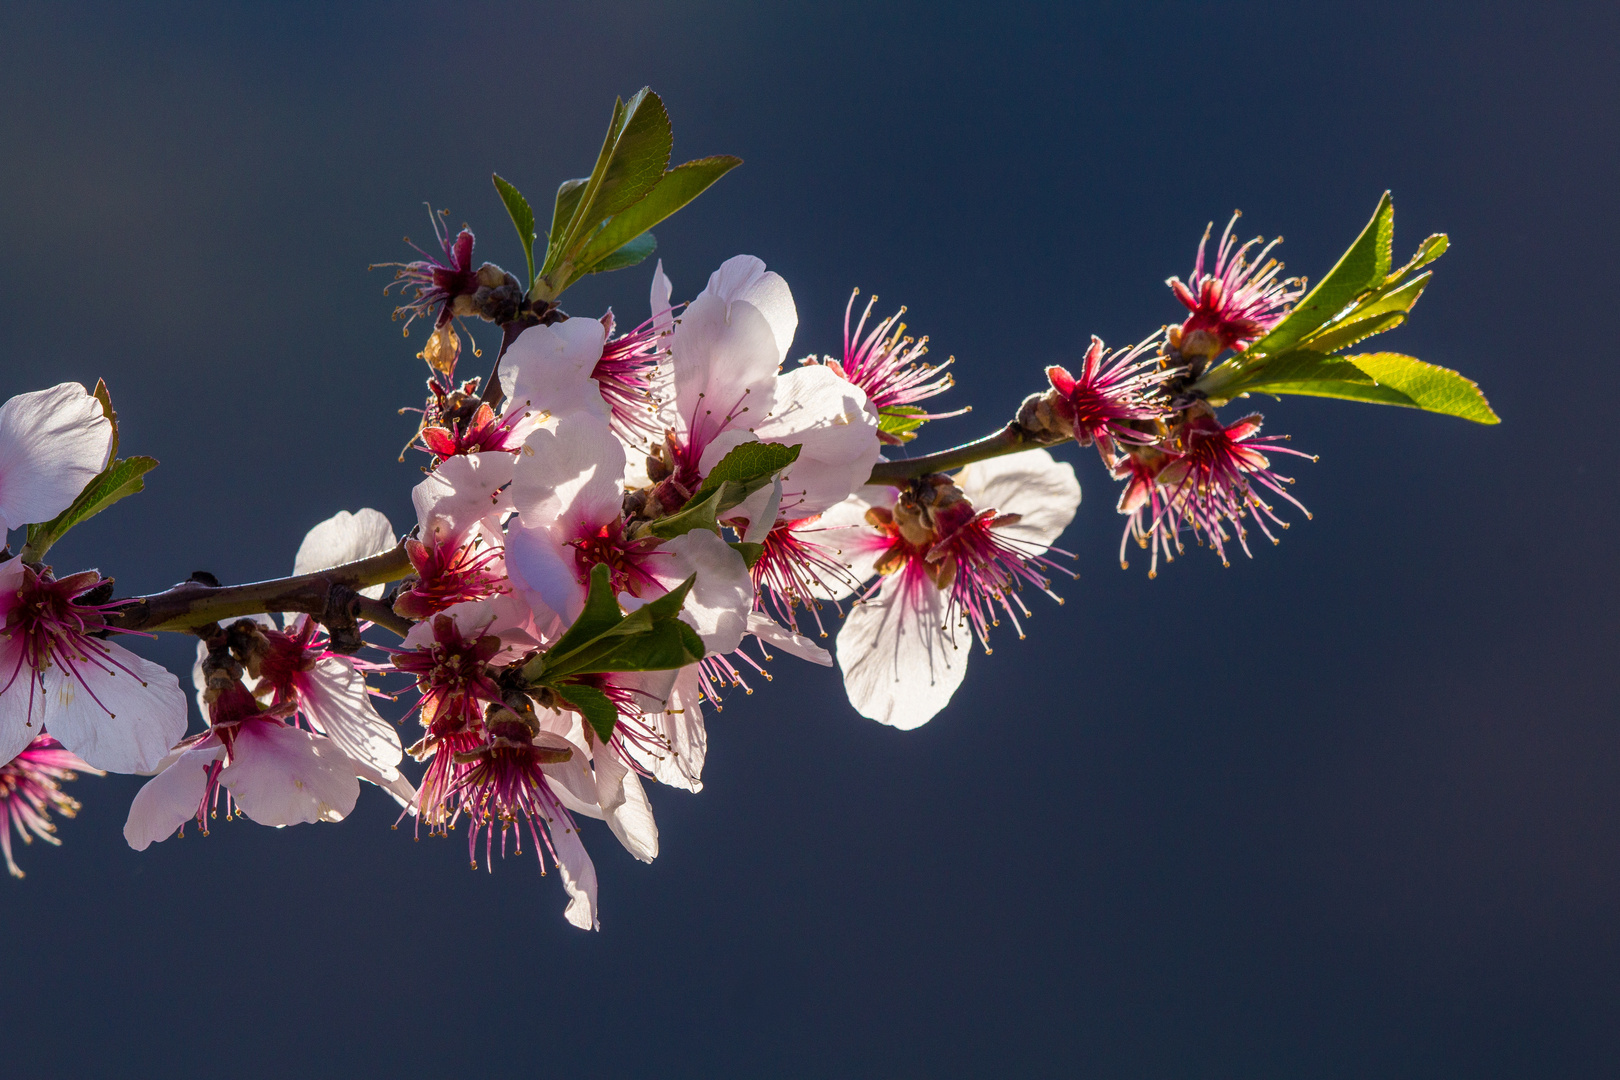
[108,546,415,635]
[865,423,1072,485]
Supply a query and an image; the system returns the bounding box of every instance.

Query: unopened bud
[1017,389,1074,443]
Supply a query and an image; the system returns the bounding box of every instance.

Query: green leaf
[573,156,742,278]
[1297,309,1408,356]
[22,455,158,562]
[552,682,620,743]
[586,231,657,275]
[1389,233,1448,287]
[525,567,706,684]
[546,177,588,275]
[540,88,671,284]
[1245,192,1394,358]
[491,173,538,289]
[643,486,722,540]
[877,405,928,443]
[687,440,802,511]
[1218,350,1498,424]
[729,541,765,568]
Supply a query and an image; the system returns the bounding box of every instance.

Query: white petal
[548,817,600,930]
[498,319,611,433]
[42,644,188,774]
[955,449,1081,550]
[754,366,881,517]
[651,529,753,654]
[649,260,675,336]
[220,721,360,826]
[0,383,113,534]
[297,658,403,779]
[639,665,706,791]
[510,413,626,533]
[351,758,417,811]
[836,568,966,729]
[123,743,224,850]
[699,255,798,364]
[736,477,782,544]
[292,509,396,598]
[670,290,780,452]
[412,452,515,543]
[594,742,658,863]
[747,611,833,666]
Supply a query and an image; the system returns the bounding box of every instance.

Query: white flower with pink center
[818,450,1081,729]
[0,382,187,773]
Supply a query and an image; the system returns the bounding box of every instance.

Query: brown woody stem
[108,546,415,636]
[865,423,1072,484]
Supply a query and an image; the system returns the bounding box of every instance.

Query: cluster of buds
[0,92,1488,924]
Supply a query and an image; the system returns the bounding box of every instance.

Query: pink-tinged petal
[123,742,225,850]
[0,633,41,763]
[699,255,798,365]
[670,290,781,452]
[220,721,360,826]
[498,319,611,433]
[42,644,188,774]
[351,757,417,811]
[593,741,658,863]
[650,530,752,654]
[292,509,396,599]
[651,665,707,791]
[298,658,403,780]
[649,260,675,337]
[836,567,966,730]
[955,449,1081,551]
[504,522,583,627]
[510,413,626,534]
[753,365,881,517]
[746,612,832,666]
[412,452,515,543]
[548,817,600,931]
[0,383,113,533]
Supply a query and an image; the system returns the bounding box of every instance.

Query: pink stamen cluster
[1166,213,1305,358]
[378,211,479,333]
[0,735,100,878]
[446,714,577,872]
[816,290,966,442]
[394,532,508,620]
[0,568,148,727]
[594,312,669,447]
[1044,333,1172,461]
[751,517,859,637]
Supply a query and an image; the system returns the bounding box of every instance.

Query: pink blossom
[1167,212,1305,359]
[1044,333,1170,461]
[0,734,100,878]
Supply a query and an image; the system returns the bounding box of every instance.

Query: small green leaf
[22,455,157,562]
[877,405,928,442]
[1245,192,1394,359]
[1218,349,1498,424]
[526,568,706,684]
[687,440,802,512]
[538,564,624,668]
[586,231,657,275]
[545,177,588,277]
[492,173,538,289]
[592,618,704,675]
[729,541,765,568]
[552,682,619,743]
[1298,309,1408,356]
[1389,233,1448,287]
[644,487,721,540]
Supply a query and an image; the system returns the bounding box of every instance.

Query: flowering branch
[866,418,1067,484]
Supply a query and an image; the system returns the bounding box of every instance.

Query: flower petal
[0,382,113,534]
[549,818,600,931]
[123,742,224,851]
[297,658,403,780]
[594,742,658,863]
[42,644,188,774]
[955,449,1080,551]
[747,611,832,666]
[699,255,798,365]
[650,529,752,654]
[292,509,396,599]
[510,413,626,534]
[412,452,515,544]
[220,721,360,826]
[836,567,966,729]
[498,319,611,433]
[753,365,881,517]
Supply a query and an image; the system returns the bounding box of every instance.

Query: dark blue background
[2,2,1615,1075]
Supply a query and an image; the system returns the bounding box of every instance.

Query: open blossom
[1044,333,1171,460]
[593,308,670,448]
[0,735,101,877]
[123,677,374,851]
[818,451,1080,729]
[1166,212,1305,360]
[396,453,511,619]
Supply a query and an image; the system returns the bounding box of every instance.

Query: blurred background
[1,1,1615,1075]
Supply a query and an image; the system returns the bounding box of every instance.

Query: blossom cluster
[0,122,1491,919]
